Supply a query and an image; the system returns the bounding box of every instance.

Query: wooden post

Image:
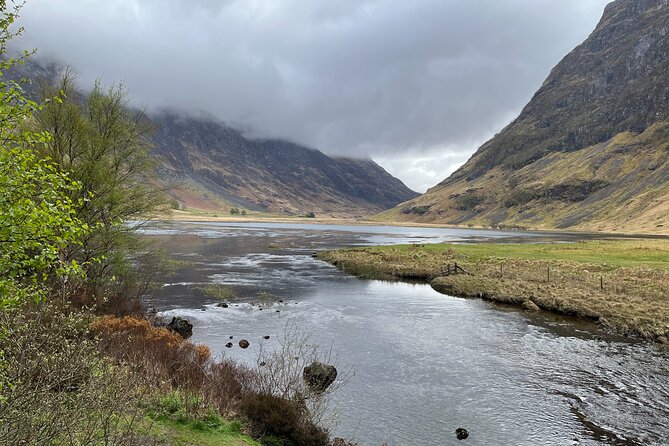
[547,266,550,283]
[600,276,604,290]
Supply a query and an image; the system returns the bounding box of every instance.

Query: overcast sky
[17,0,611,192]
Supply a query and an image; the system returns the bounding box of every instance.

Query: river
[141,221,669,446]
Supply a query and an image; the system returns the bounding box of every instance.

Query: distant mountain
[11,60,418,217]
[151,112,418,216]
[379,0,669,233]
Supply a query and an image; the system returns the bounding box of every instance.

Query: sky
[16,0,611,192]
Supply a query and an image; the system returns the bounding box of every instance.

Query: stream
[142,221,669,446]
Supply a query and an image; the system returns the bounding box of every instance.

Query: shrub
[91,316,211,390]
[454,192,485,211]
[0,303,148,445]
[240,392,330,446]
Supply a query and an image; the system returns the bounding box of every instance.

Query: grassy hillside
[378,121,669,233]
[381,0,669,233]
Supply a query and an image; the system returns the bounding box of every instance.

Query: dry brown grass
[318,241,669,340]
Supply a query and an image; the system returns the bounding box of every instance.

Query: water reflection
[143,221,669,446]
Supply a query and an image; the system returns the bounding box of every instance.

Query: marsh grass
[317,240,669,339]
[199,284,238,301]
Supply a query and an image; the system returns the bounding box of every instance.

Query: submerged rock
[218,302,229,308]
[263,335,270,339]
[303,362,337,393]
[225,342,233,348]
[166,317,193,339]
[239,339,250,349]
[455,428,469,440]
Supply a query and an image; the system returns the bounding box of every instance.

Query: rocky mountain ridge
[152,112,419,216]
[12,60,418,217]
[380,0,669,233]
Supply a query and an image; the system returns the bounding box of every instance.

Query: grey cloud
[16,0,610,191]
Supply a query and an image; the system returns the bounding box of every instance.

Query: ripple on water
[145,222,669,446]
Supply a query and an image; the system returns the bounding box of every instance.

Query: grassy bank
[317,240,669,341]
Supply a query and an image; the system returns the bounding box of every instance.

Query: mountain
[151,112,419,216]
[11,60,418,217]
[379,0,669,233]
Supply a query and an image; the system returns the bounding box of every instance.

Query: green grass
[386,240,669,270]
[141,392,261,446]
[148,416,261,446]
[318,239,669,339]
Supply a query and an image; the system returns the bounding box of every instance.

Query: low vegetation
[199,284,237,300]
[0,4,344,444]
[317,240,669,340]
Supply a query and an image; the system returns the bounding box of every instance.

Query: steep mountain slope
[380,0,669,233]
[152,113,418,216]
[11,60,418,217]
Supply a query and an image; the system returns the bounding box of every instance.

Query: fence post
[600,276,604,290]
[547,266,550,283]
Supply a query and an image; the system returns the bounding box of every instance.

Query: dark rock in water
[201,308,206,311]
[455,428,469,440]
[259,361,266,366]
[279,300,284,303]
[218,303,229,308]
[263,335,270,339]
[303,362,337,393]
[166,317,193,339]
[229,335,234,339]
[225,342,233,348]
[239,339,250,349]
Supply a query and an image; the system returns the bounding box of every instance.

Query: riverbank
[158,210,669,238]
[317,240,669,341]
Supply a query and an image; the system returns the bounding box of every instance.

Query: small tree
[0,0,88,400]
[33,71,168,307]
[0,2,86,308]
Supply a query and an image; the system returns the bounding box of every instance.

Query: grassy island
[317,240,669,341]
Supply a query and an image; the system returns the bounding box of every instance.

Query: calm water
[142,221,669,446]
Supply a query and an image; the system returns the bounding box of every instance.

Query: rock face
[166,317,193,339]
[381,0,669,233]
[151,112,419,217]
[303,362,337,393]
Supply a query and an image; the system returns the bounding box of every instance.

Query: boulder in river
[218,302,229,308]
[303,362,337,393]
[263,335,270,339]
[225,342,233,348]
[455,428,469,440]
[166,317,193,339]
[239,339,250,349]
